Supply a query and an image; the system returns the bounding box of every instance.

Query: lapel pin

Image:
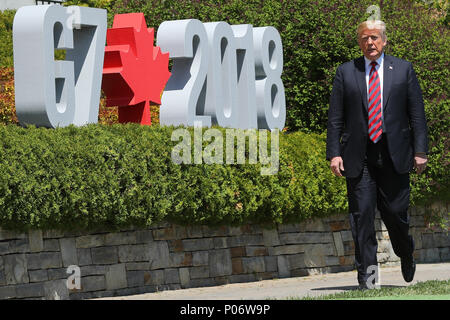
[389,65,393,70]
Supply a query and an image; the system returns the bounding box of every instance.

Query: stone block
[410,215,425,227]
[170,252,192,268]
[0,228,26,241]
[422,233,434,249]
[328,220,349,232]
[81,275,106,292]
[277,224,301,233]
[80,265,106,276]
[340,230,353,242]
[91,246,118,265]
[325,256,340,266]
[264,256,278,272]
[126,271,145,287]
[104,232,137,246]
[43,279,69,300]
[0,242,9,255]
[343,241,355,255]
[135,230,153,244]
[47,268,68,280]
[419,248,441,263]
[76,234,106,248]
[439,247,450,261]
[4,254,29,285]
[192,251,208,266]
[333,232,345,257]
[209,249,232,277]
[245,246,268,257]
[202,225,229,237]
[262,228,281,247]
[304,244,333,268]
[189,266,209,279]
[290,268,309,277]
[213,237,228,249]
[42,230,65,239]
[153,226,187,240]
[182,238,214,251]
[105,264,127,290]
[43,239,60,252]
[376,231,390,240]
[148,242,170,269]
[77,248,92,266]
[232,258,244,274]
[0,286,16,299]
[179,268,190,288]
[301,219,330,232]
[118,244,149,263]
[287,254,306,270]
[185,226,203,238]
[279,232,333,245]
[277,256,290,278]
[434,232,450,248]
[230,246,246,258]
[227,226,242,236]
[339,255,354,266]
[164,268,180,284]
[269,244,305,255]
[15,283,44,298]
[229,274,256,284]
[149,270,164,285]
[242,257,265,273]
[29,270,48,283]
[189,278,216,288]
[227,234,264,247]
[8,239,30,254]
[60,238,78,267]
[28,230,44,253]
[169,239,184,252]
[125,262,151,271]
[377,240,393,254]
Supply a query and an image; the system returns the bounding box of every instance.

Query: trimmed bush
[0,124,346,231]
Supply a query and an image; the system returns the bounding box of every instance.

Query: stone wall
[0,204,448,299]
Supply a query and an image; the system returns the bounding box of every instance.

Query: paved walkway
[97,262,450,300]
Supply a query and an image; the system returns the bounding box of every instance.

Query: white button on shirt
[364,53,384,131]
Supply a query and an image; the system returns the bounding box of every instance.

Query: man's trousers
[345,135,415,284]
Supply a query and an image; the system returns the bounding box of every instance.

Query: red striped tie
[368,61,382,143]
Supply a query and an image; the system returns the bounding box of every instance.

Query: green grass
[301,280,450,300]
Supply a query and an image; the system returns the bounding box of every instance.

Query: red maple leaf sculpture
[102,13,171,125]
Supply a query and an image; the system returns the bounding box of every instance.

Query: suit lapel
[383,54,393,112]
[354,56,368,117]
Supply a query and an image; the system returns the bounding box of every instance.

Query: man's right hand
[330,156,345,177]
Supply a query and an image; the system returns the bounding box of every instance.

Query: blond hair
[357,20,387,41]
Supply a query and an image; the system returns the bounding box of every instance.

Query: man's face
[358,28,386,61]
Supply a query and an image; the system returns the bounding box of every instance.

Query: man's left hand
[414,153,428,174]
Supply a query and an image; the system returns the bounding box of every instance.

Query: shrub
[0,124,347,231]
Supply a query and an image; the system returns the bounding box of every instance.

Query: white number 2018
[157,19,286,131]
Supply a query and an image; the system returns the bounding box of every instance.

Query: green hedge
[1,124,346,231]
[0,124,445,232]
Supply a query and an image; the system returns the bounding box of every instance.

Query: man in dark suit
[326,20,428,289]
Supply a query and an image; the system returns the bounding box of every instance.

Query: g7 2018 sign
[13,5,286,130]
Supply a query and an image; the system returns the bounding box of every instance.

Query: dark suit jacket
[326,54,428,178]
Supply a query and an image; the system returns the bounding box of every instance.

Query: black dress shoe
[401,257,416,283]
